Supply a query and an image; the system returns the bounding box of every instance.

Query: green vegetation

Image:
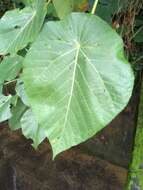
[0,0,142,160]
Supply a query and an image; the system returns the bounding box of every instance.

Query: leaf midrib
[56,41,116,143]
[58,43,80,141]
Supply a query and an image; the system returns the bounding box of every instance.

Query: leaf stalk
[91,0,99,15]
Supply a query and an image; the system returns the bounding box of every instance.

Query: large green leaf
[22,13,134,158]
[0,0,47,55]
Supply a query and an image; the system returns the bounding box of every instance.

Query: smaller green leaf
[21,109,46,148]
[47,2,57,18]
[53,0,73,19]
[47,1,83,19]
[9,98,27,130]
[0,55,23,82]
[0,95,12,122]
[11,79,45,147]
[0,55,23,94]
[0,0,47,54]
[16,79,30,106]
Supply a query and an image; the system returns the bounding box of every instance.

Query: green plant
[0,0,134,158]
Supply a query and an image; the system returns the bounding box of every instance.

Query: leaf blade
[0,0,47,54]
[22,13,134,158]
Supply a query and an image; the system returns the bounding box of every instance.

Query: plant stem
[47,0,51,6]
[126,80,143,189]
[4,79,17,86]
[91,0,99,15]
[134,55,143,64]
